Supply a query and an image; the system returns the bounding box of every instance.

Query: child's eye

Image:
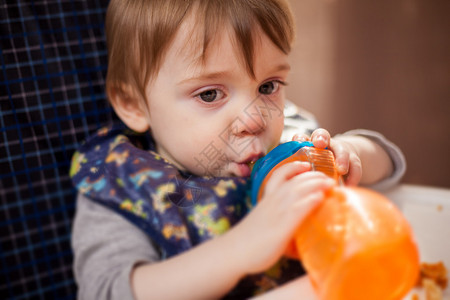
[197,89,224,103]
[258,80,286,95]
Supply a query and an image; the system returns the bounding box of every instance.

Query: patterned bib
[70,123,305,298]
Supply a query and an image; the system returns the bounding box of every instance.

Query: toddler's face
[145,20,289,177]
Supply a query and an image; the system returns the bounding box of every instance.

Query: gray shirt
[72,193,160,300]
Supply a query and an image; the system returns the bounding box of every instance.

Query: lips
[235,152,264,177]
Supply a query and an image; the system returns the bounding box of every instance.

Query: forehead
[167,14,267,77]
[173,16,239,65]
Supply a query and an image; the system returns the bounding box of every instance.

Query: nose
[232,97,267,136]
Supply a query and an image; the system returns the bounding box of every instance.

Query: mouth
[235,153,264,176]
[241,153,264,165]
[247,160,257,171]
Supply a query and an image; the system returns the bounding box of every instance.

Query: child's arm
[331,133,393,185]
[132,163,335,300]
[72,194,161,300]
[250,275,318,300]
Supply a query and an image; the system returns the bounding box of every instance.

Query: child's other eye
[197,89,224,103]
[258,80,286,95]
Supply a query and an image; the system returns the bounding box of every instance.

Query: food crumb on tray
[411,261,448,300]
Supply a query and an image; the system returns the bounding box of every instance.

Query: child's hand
[227,161,335,276]
[293,128,362,186]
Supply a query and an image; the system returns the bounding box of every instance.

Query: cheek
[189,126,223,153]
[269,112,285,137]
[167,120,221,157]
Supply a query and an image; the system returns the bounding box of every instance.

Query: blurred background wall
[286,0,450,188]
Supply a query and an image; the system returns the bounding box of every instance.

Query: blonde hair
[105,0,295,102]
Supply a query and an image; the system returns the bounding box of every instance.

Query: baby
[71,0,405,299]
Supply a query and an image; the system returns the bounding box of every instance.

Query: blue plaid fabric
[0,1,115,299]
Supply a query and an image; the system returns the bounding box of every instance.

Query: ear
[108,83,150,132]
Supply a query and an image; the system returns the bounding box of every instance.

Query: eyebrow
[177,71,230,85]
[177,63,291,85]
[272,63,291,73]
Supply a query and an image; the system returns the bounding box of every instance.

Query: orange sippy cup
[251,141,420,300]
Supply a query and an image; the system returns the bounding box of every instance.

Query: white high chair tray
[383,184,450,300]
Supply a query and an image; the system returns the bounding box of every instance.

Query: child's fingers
[264,161,311,193]
[278,173,335,226]
[343,153,362,186]
[288,190,328,227]
[292,190,324,210]
[288,172,336,198]
[311,128,331,149]
[329,139,350,175]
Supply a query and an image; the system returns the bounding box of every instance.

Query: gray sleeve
[339,129,407,191]
[281,102,406,190]
[72,193,161,300]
